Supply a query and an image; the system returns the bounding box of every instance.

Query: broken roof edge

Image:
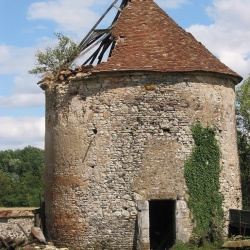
[38,67,241,91]
[37,64,242,91]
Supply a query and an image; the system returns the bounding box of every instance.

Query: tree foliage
[237,76,250,133]
[29,33,80,76]
[236,76,250,209]
[0,146,44,207]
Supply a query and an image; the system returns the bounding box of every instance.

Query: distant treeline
[0,146,44,207]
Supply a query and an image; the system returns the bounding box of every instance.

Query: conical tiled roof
[93,0,242,82]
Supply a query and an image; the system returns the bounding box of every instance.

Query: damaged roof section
[72,0,242,82]
[76,0,130,65]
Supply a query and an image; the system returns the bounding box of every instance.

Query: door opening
[149,200,176,250]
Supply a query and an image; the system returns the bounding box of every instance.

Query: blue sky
[0,0,250,150]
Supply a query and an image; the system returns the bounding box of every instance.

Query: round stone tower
[41,0,242,249]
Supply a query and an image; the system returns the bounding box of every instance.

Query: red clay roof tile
[93,0,242,82]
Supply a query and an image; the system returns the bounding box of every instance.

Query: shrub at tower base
[184,121,224,245]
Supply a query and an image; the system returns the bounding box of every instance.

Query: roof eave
[91,68,243,84]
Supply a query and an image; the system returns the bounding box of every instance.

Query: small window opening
[149,200,176,250]
[93,129,98,134]
[162,128,171,133]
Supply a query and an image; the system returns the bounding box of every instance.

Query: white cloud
[0,43,48,109]
[0,35,61,76]
[0,46,9,62]
[27,0,100,36]
[0,93,44,108]
[0,45,36,75]
[0,116,45,150]
[206,0,250,30]
[12,75,42,94]
[187,0,250,80]
[0,71,44,108]
[155,0,189,9]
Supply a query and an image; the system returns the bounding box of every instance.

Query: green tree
[0,171,13,203]
[0,151,12,172]
[0,146,44,207]
[237,76,250,133]
[8,158,22,174]
[16,146,45,175]
[236,75,250,209]
[29,32,80,76]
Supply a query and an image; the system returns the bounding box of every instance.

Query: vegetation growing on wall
[184,122,224,244]
[29,33,80,76]
[0,146,44,207]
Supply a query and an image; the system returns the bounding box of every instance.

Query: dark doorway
[149,200,176,250]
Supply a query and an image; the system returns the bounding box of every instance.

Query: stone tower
[41,0,242,249]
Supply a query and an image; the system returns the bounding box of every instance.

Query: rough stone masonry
[0,208,36,240]
[41,0,243,249]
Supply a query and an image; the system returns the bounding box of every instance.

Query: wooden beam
[78,0,118,49]
[69,0,131,66]
[81,32,112,62]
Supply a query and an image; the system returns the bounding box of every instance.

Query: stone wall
[0,208,37,240]
[44,71,242,249]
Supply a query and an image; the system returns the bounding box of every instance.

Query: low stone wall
[0,208,38,240]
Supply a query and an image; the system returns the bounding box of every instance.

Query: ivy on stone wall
[184,121,224,244]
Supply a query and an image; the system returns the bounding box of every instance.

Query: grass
[171,241,224,250]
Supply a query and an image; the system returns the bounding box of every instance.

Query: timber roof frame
[75,0,130,65]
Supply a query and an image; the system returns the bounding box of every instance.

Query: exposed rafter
[70,0,130,66]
